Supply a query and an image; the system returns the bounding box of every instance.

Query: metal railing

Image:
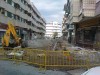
[0,48,100,70]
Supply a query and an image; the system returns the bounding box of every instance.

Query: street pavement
[0,60,71,75]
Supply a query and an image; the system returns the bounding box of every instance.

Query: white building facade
[45,21,62,38]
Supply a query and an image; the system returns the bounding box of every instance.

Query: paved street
[0,60,71,75]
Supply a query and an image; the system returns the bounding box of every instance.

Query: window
[14,3,20,9]
[20,18,24,22]
[20,8,24,12]
[4,11,7,16]
[12,1,14,7]
[32,23,34,27]
[23,19,26,23]
[7,11,12,18]
[21,0,24,3]
[4,0,7,2]
[7,0,12,5]
[28,13,31,17]
[24,1,27,5]
[0,31,5,45]
[14,14,16,20]
[16,15,20,21]
[27,21,32,25]
[12,14,14,19]
[0,7,5,15]
[24,10,28,14]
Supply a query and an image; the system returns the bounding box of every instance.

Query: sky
[30,0,66,24]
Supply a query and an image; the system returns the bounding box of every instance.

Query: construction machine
[2,22,21,48]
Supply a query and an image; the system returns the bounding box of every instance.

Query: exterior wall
[68,0,96,23]
[45,22,62,38]
[0,0,46,40]
[82,0,96,17]
[70,0,80,23]
[96,0,100,16]
[63,0,75,43]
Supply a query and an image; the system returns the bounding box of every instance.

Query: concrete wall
[96,1,100,16]
[69,0,96,23]
[83,0,96,17]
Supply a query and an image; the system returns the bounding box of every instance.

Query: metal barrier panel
[0,48,46,69]
[0,48,100,70]
[13,48,46,69]
[45,51,90,70]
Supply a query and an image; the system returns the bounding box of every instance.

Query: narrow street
[0,60,71,75]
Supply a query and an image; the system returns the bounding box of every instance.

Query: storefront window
[84,28,96,43]
[84,30,91,42]
[77,30,83,42]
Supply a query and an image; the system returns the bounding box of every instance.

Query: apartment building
[62,0,75,43]
[63,0,100,49]
[0,0,46,44]
[45,21,62,38]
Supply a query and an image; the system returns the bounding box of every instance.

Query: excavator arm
[2,22,20,47]
[2,29,10,47]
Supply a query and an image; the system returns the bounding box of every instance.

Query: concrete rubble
[26,38,100,64]
[27,38,52,50]
[67,46,100,63]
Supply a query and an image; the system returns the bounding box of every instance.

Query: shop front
[75,17,100,49]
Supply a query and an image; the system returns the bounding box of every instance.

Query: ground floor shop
[75,17,100,50]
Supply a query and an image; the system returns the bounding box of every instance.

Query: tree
[52,32,58,39]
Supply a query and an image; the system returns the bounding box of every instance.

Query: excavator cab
[2,22,21,48]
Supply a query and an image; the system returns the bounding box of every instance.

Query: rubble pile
[67,46,100,64]
[27,39,52,50]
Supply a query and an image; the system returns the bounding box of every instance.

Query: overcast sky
[30,0,66,24]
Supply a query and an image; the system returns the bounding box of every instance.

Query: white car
[81,66,100,75]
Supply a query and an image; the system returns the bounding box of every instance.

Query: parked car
[81,66,100,75]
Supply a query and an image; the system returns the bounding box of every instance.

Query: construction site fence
[0,48,100,70]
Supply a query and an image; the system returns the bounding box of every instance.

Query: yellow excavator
[2,22,21,48]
